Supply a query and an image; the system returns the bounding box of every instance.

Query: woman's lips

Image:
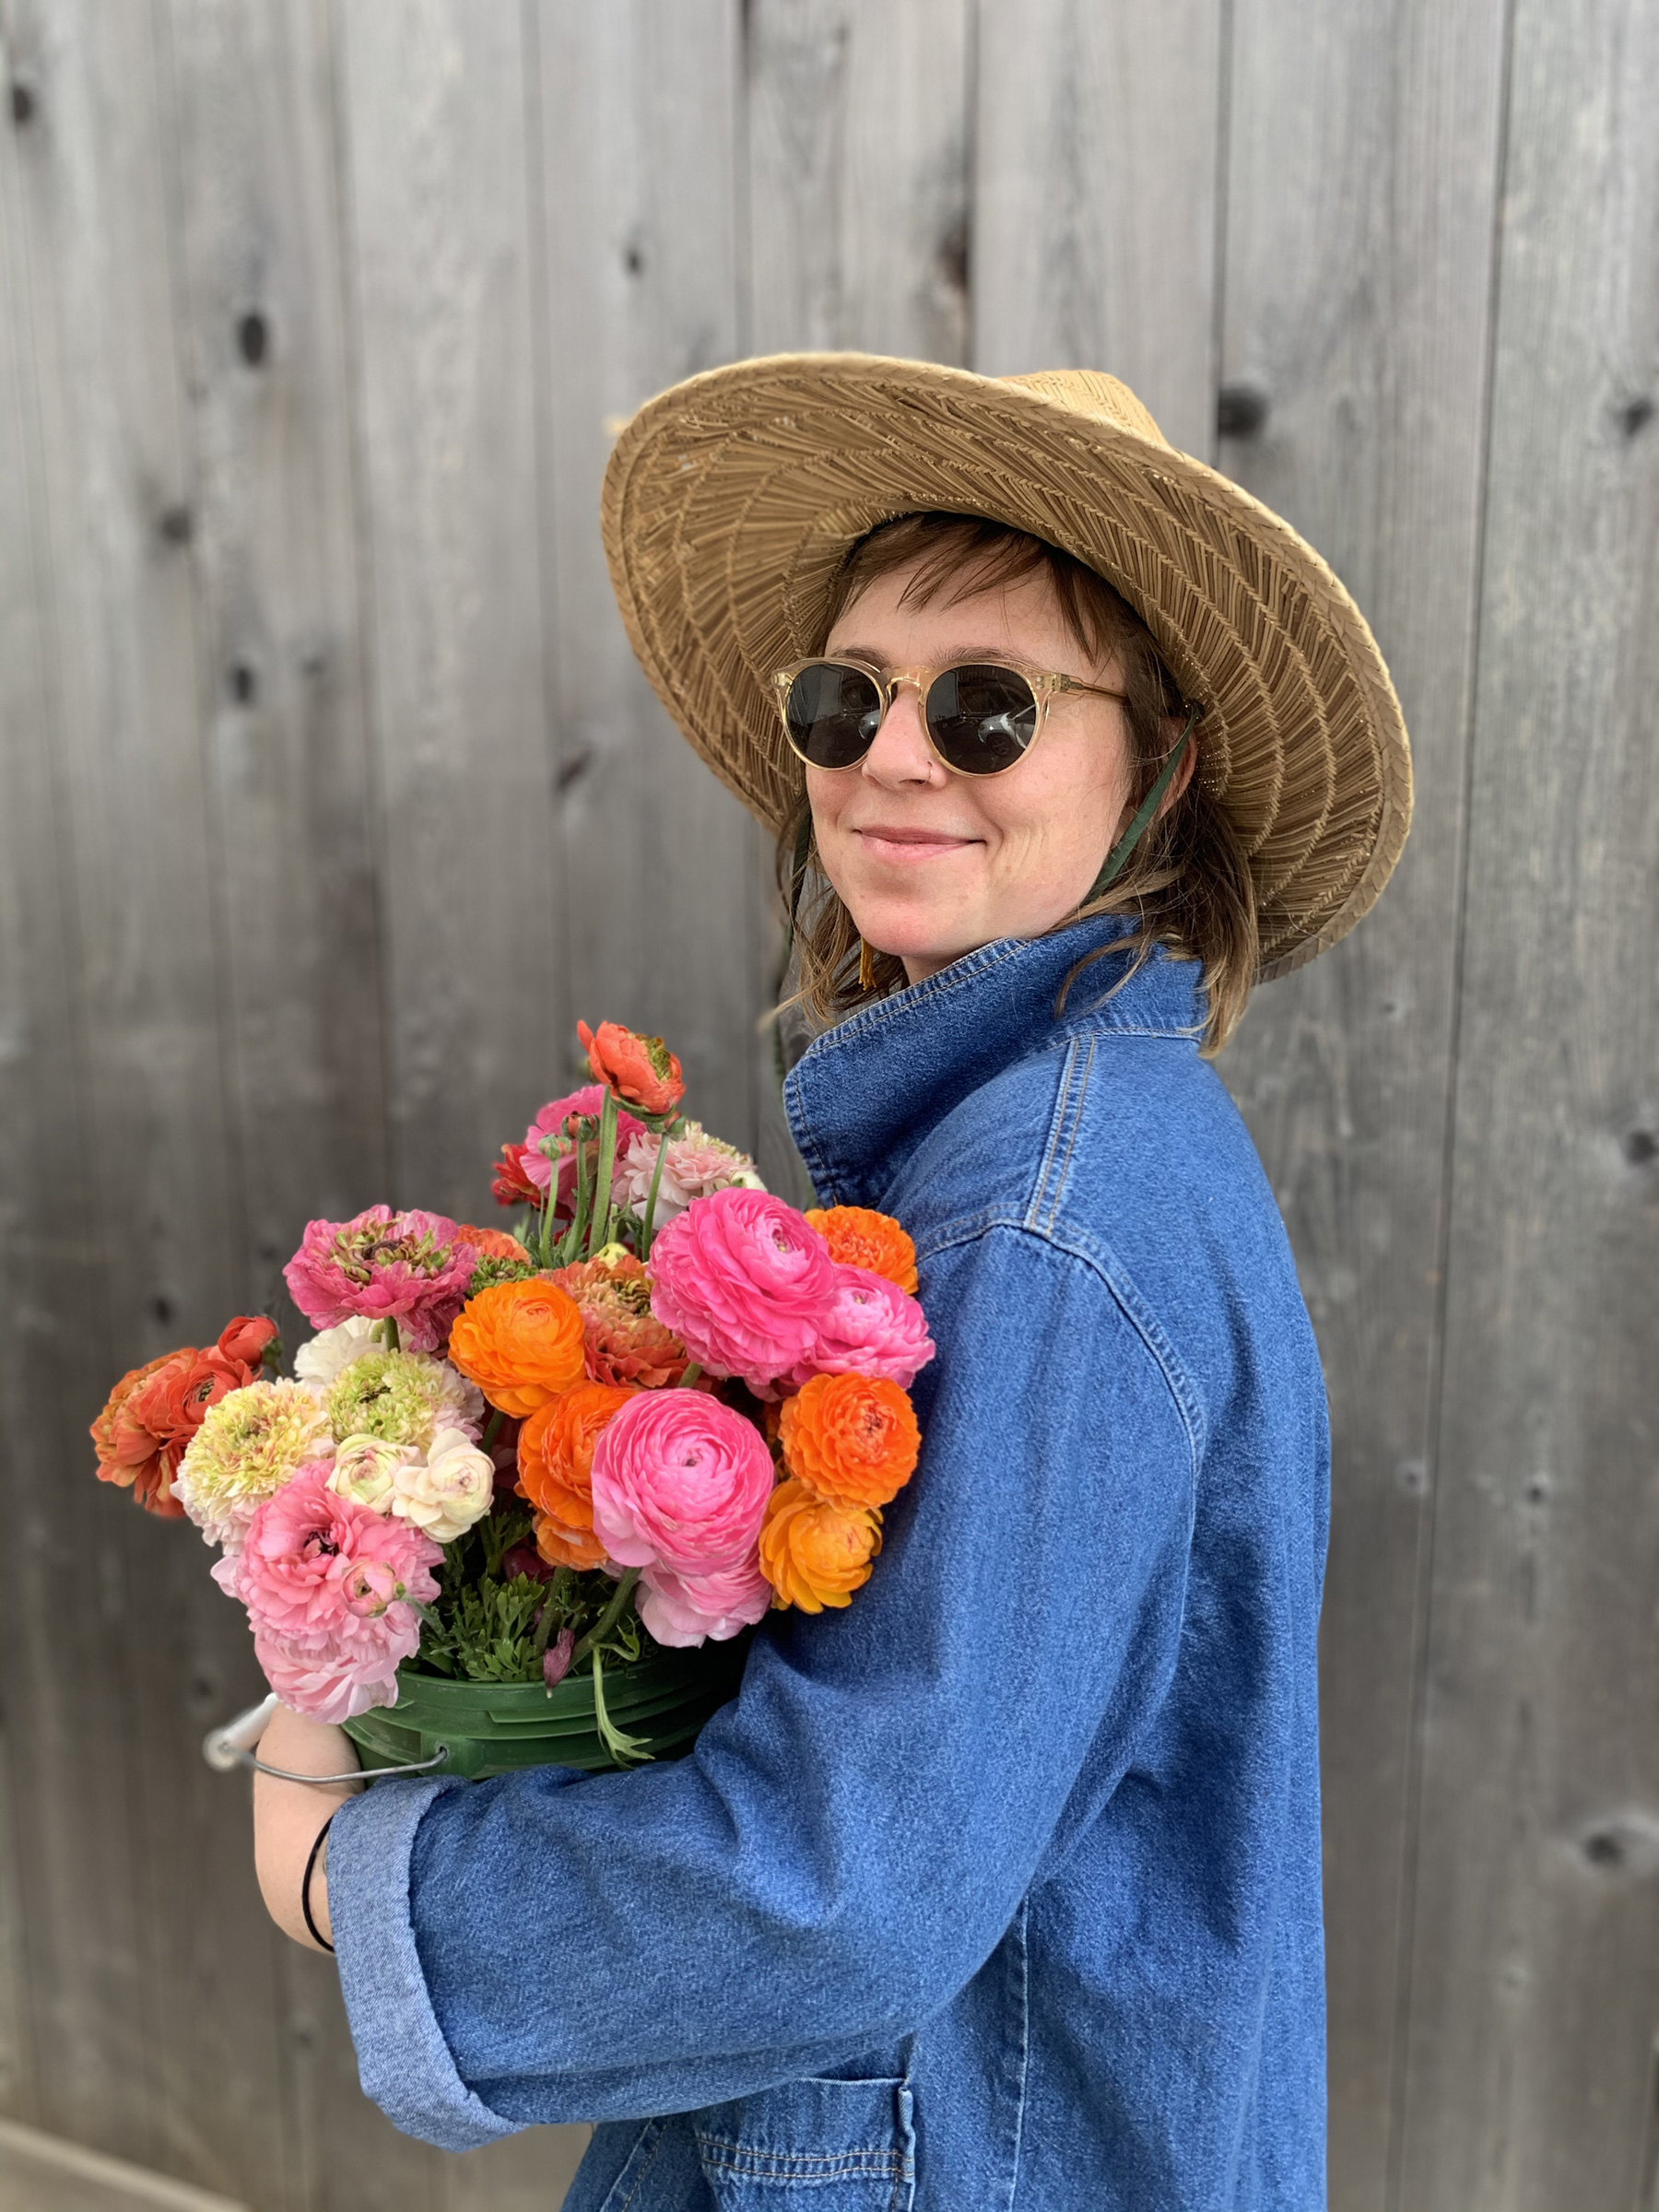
[852,825,979,863]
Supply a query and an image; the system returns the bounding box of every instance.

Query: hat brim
[601,353,1411,979]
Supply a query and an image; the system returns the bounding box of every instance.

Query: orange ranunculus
[778,1372,921,1510]
[453,1223,531,1263]
[532,1510,609,1572]
[758,1478,882,1613]
[446,1278,586,1417]
[517,1381,637,1535]
[577,1018,686,1116]
[803,1206,918,1294]
[91,1350,183,1513]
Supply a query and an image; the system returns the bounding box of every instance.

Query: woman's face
[808,561,1136,984]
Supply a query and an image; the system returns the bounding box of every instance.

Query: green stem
[639,1127,672,1260]
[571,1566,641,1668]
[376,1315,400,1354]
[482,1406,504,1452]
[587,1090,618,1259]
[677,1361,702,1390]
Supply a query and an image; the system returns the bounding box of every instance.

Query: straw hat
[601,353,1411,978]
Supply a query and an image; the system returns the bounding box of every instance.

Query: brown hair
[776,512,1258,1054]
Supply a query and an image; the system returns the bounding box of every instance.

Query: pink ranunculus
[638,1558,773,1647]
[213,1462,441,1724]
[590,1390,774,1580]
[647,1188,839,1394]
[522,1087,645,1218]
[781,1264,937,1394]
[283,1205,475,1354]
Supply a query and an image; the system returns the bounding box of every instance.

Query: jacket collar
[783,918,1203,1208]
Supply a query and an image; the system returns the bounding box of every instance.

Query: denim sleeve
[328,1224,1196,2145]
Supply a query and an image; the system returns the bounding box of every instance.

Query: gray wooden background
[0,3,1653,2208]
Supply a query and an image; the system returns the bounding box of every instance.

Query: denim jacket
[328,918,1331,2210]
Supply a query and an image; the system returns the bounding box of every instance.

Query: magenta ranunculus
[523,1087,645,1218]
[638,1558,773,1647]
[283,1205,475,1354]
[590,1390,774,1580]
[212,1462,441,1723]
[781,1264,937,1394]
[647,1188,839,1394]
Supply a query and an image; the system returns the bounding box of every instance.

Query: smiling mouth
[852,826,979,859]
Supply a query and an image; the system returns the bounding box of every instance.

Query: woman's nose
[861,681,946,787]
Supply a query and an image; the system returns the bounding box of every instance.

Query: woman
[254,358,1410,2210]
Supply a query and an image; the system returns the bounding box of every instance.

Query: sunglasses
[772,656,1131,779]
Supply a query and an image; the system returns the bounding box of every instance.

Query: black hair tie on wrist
[302,1814,335,1953]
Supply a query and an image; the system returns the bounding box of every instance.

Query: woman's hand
[252,1702,363,1951]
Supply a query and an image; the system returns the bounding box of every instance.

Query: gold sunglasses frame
[771,655,1130,779]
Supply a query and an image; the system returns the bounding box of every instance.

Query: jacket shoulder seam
[913,1213,1206,1481]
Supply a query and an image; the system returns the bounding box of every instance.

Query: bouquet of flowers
[90,1021,933,1769]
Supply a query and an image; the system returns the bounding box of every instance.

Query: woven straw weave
[602,354,1412,979]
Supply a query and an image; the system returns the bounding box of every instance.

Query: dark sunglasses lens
[784,663,885,769]
[925,665,1040,773]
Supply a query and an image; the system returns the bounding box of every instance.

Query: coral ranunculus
[445,1278,586,1417]
[759,1478,883,1612]
[778,1371,922,1510]
[492,1141,543,1208]
[453,1223,531,1264]
[215,1461,441,1722]
[284,1206,475,1353]
[804,1206,919,1295]
[647,1188,839,1394]
[546,1250,699,1387]
[90,1315,280,1518]
[517,1381,637,1543]
[577,1019,686,1116]
[590,1390,773,1578]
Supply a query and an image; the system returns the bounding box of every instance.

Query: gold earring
[859,936,877,990]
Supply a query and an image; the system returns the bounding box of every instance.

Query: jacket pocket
[693,2076,916,2210]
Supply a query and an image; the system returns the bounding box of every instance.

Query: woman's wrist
[252,1703,362,1950]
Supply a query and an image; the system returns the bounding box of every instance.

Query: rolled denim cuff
[329,1776,523,2151]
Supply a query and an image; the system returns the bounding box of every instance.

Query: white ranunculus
[326,1431,418,1514]
[389,1426,495,1546]
[293,1315,381,1388]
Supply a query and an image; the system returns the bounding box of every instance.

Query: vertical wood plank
[746,0,971,367]
[336,0,563,1220]
[0,17,62,2132]
[0,0,253,2180]
[1213,7,1511,2205]
[743,0,972,1191]
[1398,0,1659,2202]
[971,0,1223,458]
[535,0,757,1155]
[149,11,428,2208]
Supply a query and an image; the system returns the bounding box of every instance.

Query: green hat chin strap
[1082,702,1201,908]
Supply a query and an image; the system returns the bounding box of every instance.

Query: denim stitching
[696,2147,902,2177]
[1041,1035,1094,1237]
[1006,1900,1030,2212]
[602,2118,666,2212]
[1024,1041,1078,1233]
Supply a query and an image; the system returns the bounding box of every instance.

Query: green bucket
[341,1637,748,1781]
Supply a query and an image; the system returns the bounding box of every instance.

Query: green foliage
[466,1252,537,1296]
[410,1498,640,1684]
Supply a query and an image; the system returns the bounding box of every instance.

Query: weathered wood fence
[0,4,1654,2207]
